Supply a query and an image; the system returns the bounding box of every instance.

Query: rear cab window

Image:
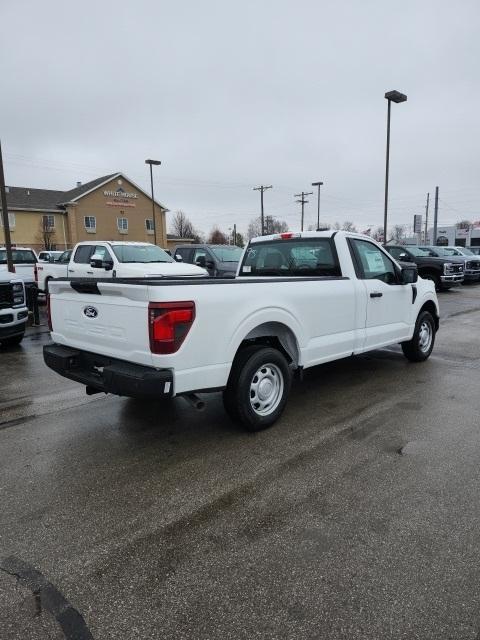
[238,238,341,277]
[0,249,37,264]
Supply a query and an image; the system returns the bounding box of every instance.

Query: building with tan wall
[0,173,168,252]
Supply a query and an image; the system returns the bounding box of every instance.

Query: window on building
[84,216,96,232]
[117,217,128,233]
[42,214,55,229]
[0,213,15,228]
[145,219,154,232]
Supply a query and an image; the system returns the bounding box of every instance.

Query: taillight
[34,264,38,283]
[149,301,195,354]
[46,294,52,331]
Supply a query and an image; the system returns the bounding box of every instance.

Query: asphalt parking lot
[1,285,480,640]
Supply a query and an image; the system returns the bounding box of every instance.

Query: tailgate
[49,280,153,366]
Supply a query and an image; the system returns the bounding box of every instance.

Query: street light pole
[145,158,161,246]
[312,181,323,231]
[383,90,407,245]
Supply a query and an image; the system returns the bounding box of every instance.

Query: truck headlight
[444,262,452,274]
[11,282,25,306]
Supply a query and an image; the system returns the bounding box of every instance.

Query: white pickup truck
[0,247,37,283]
[44,231,439,431]
[0,271,29,346]
[36,241,207,292]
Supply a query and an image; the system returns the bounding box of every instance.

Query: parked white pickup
[44,231,440,431]
[36,241,207,291]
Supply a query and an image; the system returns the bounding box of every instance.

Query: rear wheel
[0,333,24,347]
[401,311,436,362]
[223,345,292,431]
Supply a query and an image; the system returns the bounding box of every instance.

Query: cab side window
[74,245,95,263]
[351,239,397,284]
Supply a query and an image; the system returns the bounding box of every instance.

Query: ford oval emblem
[84,306,98,319]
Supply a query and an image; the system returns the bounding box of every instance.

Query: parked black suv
[385,245,464,291]
[173,244,243,277]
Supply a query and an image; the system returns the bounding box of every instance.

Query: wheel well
[419,269,439,280]
[236,322,300,368]
[420,300,439,330]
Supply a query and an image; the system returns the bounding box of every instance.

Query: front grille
[449,264,463,274]
[0,283,13,310]
[466,261,480,270]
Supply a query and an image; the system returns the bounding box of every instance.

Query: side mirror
[195,256,206,268]
[400,265,418,284]
[90,255,103,269]
[174,254,183,262]
[398,253,409,261]
[103,259,114,271]
[206,260,215,270]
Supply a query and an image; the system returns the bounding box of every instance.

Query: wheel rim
[418,320,433,353]
[249,363,284,416]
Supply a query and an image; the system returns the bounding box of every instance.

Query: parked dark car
[173,244,243,277]
[418,246,480,282]
[385,245,464,291]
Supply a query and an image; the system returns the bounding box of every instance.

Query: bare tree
[247,215,289,239]
[389,224,407,244]
[170,210,195,238]
[456,219,472,230]
[208,227,228,244]
[37,215,56,250]
[341,221,357,232]
[372,226,384,242]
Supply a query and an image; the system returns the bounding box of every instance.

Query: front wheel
[223,345,292,431]
[401,311,436,362]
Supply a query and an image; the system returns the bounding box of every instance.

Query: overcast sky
[1,0,479,235]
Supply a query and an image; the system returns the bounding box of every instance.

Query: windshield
[422,246,457,257]
[209,246,243,262]
[111,244,174,263]
[407,247,431,257]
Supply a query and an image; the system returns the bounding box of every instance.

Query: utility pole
[0,140,14,273]
[253,185,272,235]
[294,191,313,232]
[424,192,430,243]
[233,223,237,246]
[433,186,439,246]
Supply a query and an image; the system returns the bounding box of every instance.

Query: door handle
[370,292,383,298]
[86,271,94,275]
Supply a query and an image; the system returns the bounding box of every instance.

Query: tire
[223,345,292,431]
[0,333,24,347]
[421,272,441,292]
[401,311,436,362]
